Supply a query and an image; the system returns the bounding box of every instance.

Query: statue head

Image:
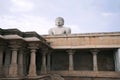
[49,17,71,35]
[55,17,64,27]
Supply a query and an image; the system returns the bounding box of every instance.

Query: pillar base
[28,65,37,77]
[69,67,74,71]
[41,65,47,74]
[4,65,9,77]
[18,64,24,76]
[9,64,18,77]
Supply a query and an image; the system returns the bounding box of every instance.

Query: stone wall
[74,51,93,70]
[44,32,120,49]
[51,50,69,70]
[98,49,115,71]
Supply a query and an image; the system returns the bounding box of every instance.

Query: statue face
[55,17,64,27]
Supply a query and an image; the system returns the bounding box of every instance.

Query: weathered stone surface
[0,28,120,80]
[9,64,18,77]
[44,32,120,49]
[50,71,120,78]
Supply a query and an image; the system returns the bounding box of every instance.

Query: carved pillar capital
[41,47,50,56]
[67,50,75,55]
[91,49,99,54]
[30,49,37,53]
[28,42,39,47]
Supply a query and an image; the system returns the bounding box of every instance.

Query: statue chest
[53,28,66,34]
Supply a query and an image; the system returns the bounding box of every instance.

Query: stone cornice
[44,32,120,38]
[51,45,120,49]
[3,28,24,37]
[3,34,24,40]
[24,31,46,42]
[24,32,51,48]
[24,37,40,42]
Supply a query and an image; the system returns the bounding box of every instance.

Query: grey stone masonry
[67,50,75,71]
[9,46,20,77]
[91,49,99,71]
[115,48,120,71]
[41,49,48,74]
[28,49,37,76]
[0,46,4,77]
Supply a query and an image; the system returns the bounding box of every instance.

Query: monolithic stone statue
[48,17,71,35]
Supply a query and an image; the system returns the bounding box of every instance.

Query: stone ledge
[3,35,24,40]
[0,77,24,80]
[50,71,120,78]
[0,75,50,80]
[24,37,40,42]
[51,45,120,49]
[44,32,120,38]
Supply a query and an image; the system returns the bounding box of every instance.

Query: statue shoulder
[48,27,54,35]
[49,27,55,31]
[64,27,71,34]
[48,27,56,35]
[64,27,71,31]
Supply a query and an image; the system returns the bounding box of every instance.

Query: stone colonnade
[66,49,100,71]
[0,39,51,77]
[0,41,120,77]
[50,49,120,72]
[27,42,49,76]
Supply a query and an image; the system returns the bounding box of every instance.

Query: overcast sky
[0,0,120,34]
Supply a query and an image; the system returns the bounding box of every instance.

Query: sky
[0,0,120,35]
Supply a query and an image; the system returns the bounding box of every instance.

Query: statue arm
[66,27,71,34]
[48,28,54,35]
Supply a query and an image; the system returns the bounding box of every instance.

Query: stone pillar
[0,47,4,65]
[9,48,19,77]
[67,50,75,71]
[41,51,47,74]
[0,46,4,76]
[91,50,99,71]
[115,48,120,71]
[47,52,51,72]
[23,51,27,76]
[4,49,11,76]
[28,49,37,76]
[18,48,24,76]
